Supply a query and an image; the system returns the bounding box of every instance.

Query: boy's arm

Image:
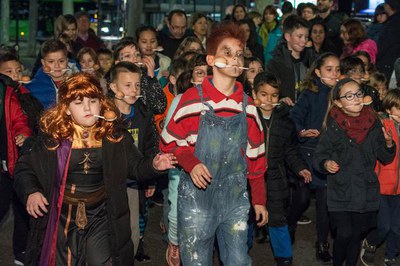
[246,108,267,206]
[159,91,202,174]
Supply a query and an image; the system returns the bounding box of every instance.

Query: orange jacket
[154,83,175,134]
[375,118,400,195]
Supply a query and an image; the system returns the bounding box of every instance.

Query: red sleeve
[10,92,32,138]
[249,176,266,206]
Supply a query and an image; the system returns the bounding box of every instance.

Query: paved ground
[0,198,386,266]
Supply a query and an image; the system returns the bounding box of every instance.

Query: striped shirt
[160,77,267,205]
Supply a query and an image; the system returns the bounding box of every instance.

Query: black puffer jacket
[13,131,163,265]
[258,104,308,226]
[313,116,395,213]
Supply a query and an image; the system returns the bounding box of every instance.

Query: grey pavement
[0,198,385,266]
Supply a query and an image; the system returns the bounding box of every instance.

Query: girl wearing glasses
[313,78,395,266]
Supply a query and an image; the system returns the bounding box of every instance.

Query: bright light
[101,27,110,33]
[20,32,25,36]
[119,27,124,32]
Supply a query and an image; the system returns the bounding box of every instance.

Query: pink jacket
[353,39,378,64]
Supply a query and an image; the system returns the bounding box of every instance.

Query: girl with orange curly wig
[13,72,176,266]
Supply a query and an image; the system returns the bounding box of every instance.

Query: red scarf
[330,106,376,144]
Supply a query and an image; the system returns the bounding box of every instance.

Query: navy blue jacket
[26,68,57,110]
[289,79,331,187]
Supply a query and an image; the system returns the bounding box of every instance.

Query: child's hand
[152,153,177,171]
[279,97,294,106]
[145,186,156,198]
[299,169,312,183]
[15,134,27,147]
[254,204,268,227]
[382,127,394,148]
[299,129,320,138]
[26,192,49,218]
[324,160,340,174]
[142,56,156,78]
[190,163,212,189]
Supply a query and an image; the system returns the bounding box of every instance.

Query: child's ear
[315,69,321,78]
[206,55,215,67]
[109,82,118,94]
[284,32,291,43]
[41,59,45,67]
[66,108,71,116]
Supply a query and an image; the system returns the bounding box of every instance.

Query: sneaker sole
[359,239,375,266]
[297,220,312,225]
[14,260,24,266]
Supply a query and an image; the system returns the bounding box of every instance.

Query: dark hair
[0,52,19,65]
[282,15,310,34]
[232,4,248,22]
[75,11,89,20]
[282,1,294,14]
[332,78,358,100]
[341,18,366,47]
[113,37,138,60]
[253,72,281,93]
[310,22,328,46]
[302,3,318,15]
[236,19,259,46]
[297,3,306,16]
[190,13,208,28]
[41,39,68,58]
[168,9,187,23]
[188,53,208,71]
[98,48,113,57]
[135,25,157,41]
[109,61,141,83]
[374,4,387,23]
[176,70,193,94]
[382,89,400,111]
[77,47,98,64]
[340,56,365,75]
[169,57,187,78]
[263,5,278,21]
[64,14,77,27]
[0,44,18,58]
[301,52,339,92]
[206,21,246,55]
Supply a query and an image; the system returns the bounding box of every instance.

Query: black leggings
[287,181,310,231]
[315,187,330,243]
[330,211,376,266]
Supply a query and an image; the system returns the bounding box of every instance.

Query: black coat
[266,43,316,102]
[13,132,163,265]
[313,116,395,213]
[258,105,308,226]
[376,11,400,80]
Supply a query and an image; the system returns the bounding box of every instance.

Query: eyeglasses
[339,90,364,101]
[119,52,141,62]
[193,69,206,77]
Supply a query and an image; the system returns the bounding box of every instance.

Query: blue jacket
[289,79,331,187]
[263,26,282,65]
[25,68,57,110]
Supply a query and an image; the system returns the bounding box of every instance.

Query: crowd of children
[1,1,400,265]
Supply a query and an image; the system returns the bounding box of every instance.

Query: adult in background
[231,4,248,22]
[366,4,388,43]
[259,5,282,64]
[315,0,343,56]
[237,19,264,65]
[340,19,378,64]
[75,11,105,52]
[157,10,192,59]
[190,13,209,49]
[376,0,400,81]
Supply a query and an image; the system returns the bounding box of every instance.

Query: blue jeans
[366,194,400,259]
[167,168,181,245]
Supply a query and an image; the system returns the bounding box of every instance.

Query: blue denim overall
[178,85,251,266]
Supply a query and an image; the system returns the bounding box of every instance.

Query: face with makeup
[207,37,245,78]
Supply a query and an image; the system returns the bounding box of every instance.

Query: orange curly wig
[40,72,123,149]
